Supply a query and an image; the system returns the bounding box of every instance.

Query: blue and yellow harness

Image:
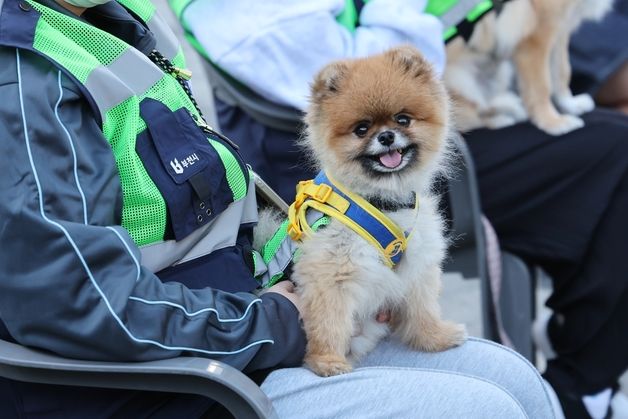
[256,172,417,288]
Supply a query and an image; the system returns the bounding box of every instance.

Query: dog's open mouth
[378,149,404,168]
[362,145,417,173]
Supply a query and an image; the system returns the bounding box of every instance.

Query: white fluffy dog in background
[445,0,614,135]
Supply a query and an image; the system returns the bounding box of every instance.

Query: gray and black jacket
[0,0,305,373]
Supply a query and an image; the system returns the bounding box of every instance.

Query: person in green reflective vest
[176,0,628,417]
[0,0,556,417]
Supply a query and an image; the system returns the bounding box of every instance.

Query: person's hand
[266,281,385,322]
[266,281,302,314]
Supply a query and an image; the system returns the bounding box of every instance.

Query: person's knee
[465,338,541,384]
[582,110,628,149]
[464,338,554,417]
[265,366,531,418]
[468,381,528,419]
[410,370,529,418]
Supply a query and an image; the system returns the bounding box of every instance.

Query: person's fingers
[266,281,301,314]
[274,280,294,292]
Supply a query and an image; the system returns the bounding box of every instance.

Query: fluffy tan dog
[445,0,614,135]
[277,46,466,377]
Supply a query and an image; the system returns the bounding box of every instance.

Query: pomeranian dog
[256,46,466,377]
[445,0,614,135]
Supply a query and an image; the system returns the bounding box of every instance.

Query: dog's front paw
[535,114,584,136]
[305,353,353,377]
[409,321,467,352]
[555,93,595,116]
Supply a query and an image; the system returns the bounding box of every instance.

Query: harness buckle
[287,221,302,241]
[311,184,333,203]
[293,192,306,209]
[294,180,313,208]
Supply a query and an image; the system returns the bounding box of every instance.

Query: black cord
[147,49,205,121]
[147,49,241,150]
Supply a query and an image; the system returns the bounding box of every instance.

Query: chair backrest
[0,338,277,419]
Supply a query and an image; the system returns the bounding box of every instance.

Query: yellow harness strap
[287,173,417,268]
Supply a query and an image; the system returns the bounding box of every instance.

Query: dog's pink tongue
[379,150,402,168]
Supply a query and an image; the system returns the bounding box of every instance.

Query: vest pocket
[136,98,235,241]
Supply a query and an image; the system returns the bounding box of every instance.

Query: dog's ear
[310,61,349,102]
[387,45,431,78]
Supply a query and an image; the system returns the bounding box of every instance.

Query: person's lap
[262,337,556,418]
[463,108,628,265]
[0,338,556,418]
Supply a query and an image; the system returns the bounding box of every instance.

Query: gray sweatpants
[261,337,558,418]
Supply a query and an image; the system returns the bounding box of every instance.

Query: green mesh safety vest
[334,0,495,41]
[23,0,249,246]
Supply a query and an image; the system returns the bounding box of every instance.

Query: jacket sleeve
[0,48,305,371]
[184,0,445,109]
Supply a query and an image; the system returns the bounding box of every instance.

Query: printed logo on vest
[169,153,200,175]
[170,158,184,174]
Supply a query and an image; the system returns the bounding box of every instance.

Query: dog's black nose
[377,131,395,146]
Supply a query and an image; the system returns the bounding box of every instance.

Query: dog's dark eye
[353,122,370,138]
[395,114,411,127]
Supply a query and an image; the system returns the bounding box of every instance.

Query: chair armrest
[0,338,277,419]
